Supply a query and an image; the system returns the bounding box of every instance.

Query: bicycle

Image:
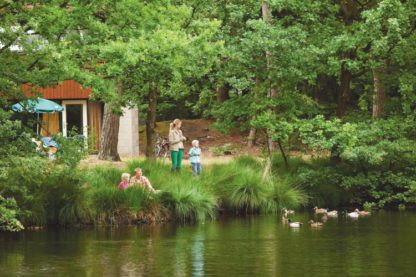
[154,134,169,159]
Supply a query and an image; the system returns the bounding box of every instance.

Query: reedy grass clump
[161,183,217,222]
[86,186,129,225]
[211,165,269,213]
[207,156,308,214]
[84,166,123,188]
[264,177,308,212]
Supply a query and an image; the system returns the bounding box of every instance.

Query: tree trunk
[336,66,352,118]
[216,84,230,104]
[98,103,121,161]
[262,1,271,22]
[372,66,386,118]
[145,86,157,157]
[247,126,257,147]
[277,139,288,168]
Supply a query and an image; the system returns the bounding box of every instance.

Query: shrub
[297,116,416,207]
[0,157,50,225]
[0,195,24,232]
[43,166,90,226]
[53,134,87,168]
[0,157,91,227]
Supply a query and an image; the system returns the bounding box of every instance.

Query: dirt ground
[81,119,262,169]
[139,119,262,157]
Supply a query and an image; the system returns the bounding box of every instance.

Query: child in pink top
[118,173,131,190]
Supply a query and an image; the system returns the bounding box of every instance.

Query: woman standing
[169,119,186,172]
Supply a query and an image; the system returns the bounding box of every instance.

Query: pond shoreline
[21,207,415,232]
[2,155,414,233]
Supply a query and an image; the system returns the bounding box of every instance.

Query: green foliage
[43,166,90,226]
[0,195,24,232]
[0,157,90,226]
[53,134,87,168]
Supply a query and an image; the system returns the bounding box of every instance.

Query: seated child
[118,173,131,190]
[189,140,202,175]
[130,168,156,192]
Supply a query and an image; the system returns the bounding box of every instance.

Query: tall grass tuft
[234,155,262,170]
[86,186,129,225]
[161,183,217,222]
[84,166,123,188]
[209,156,308,214]
[264,177,308,212]
[211,164,269,213]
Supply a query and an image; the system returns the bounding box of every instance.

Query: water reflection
[1,212,416,276]
[191,230,204,276]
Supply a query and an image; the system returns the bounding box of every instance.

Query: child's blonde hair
[121,173,130,181]
[192,140,199,147]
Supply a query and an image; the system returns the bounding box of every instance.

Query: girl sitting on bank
[118,173,131,190]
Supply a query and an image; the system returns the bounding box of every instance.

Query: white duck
[314,207,327,215]
[326,210,338,217]
[355,209,371,216]
[282,208,295,217]
[347,211,359,218]
[288,219,302,228]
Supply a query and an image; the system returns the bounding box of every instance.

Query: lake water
[1,211,415,276]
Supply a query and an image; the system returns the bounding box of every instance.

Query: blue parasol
[12,98,64,135]
[12,98,64,113]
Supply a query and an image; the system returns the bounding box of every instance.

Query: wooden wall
[23,80,91,99]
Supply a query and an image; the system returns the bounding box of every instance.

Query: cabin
[22,80,139,157]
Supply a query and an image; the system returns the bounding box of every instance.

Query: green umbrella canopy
[12,98,64,113]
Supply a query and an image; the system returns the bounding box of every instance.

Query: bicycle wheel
[162,147,169,159]
[154,145,161,157]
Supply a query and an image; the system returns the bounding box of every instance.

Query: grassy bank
[0,156,307,229]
